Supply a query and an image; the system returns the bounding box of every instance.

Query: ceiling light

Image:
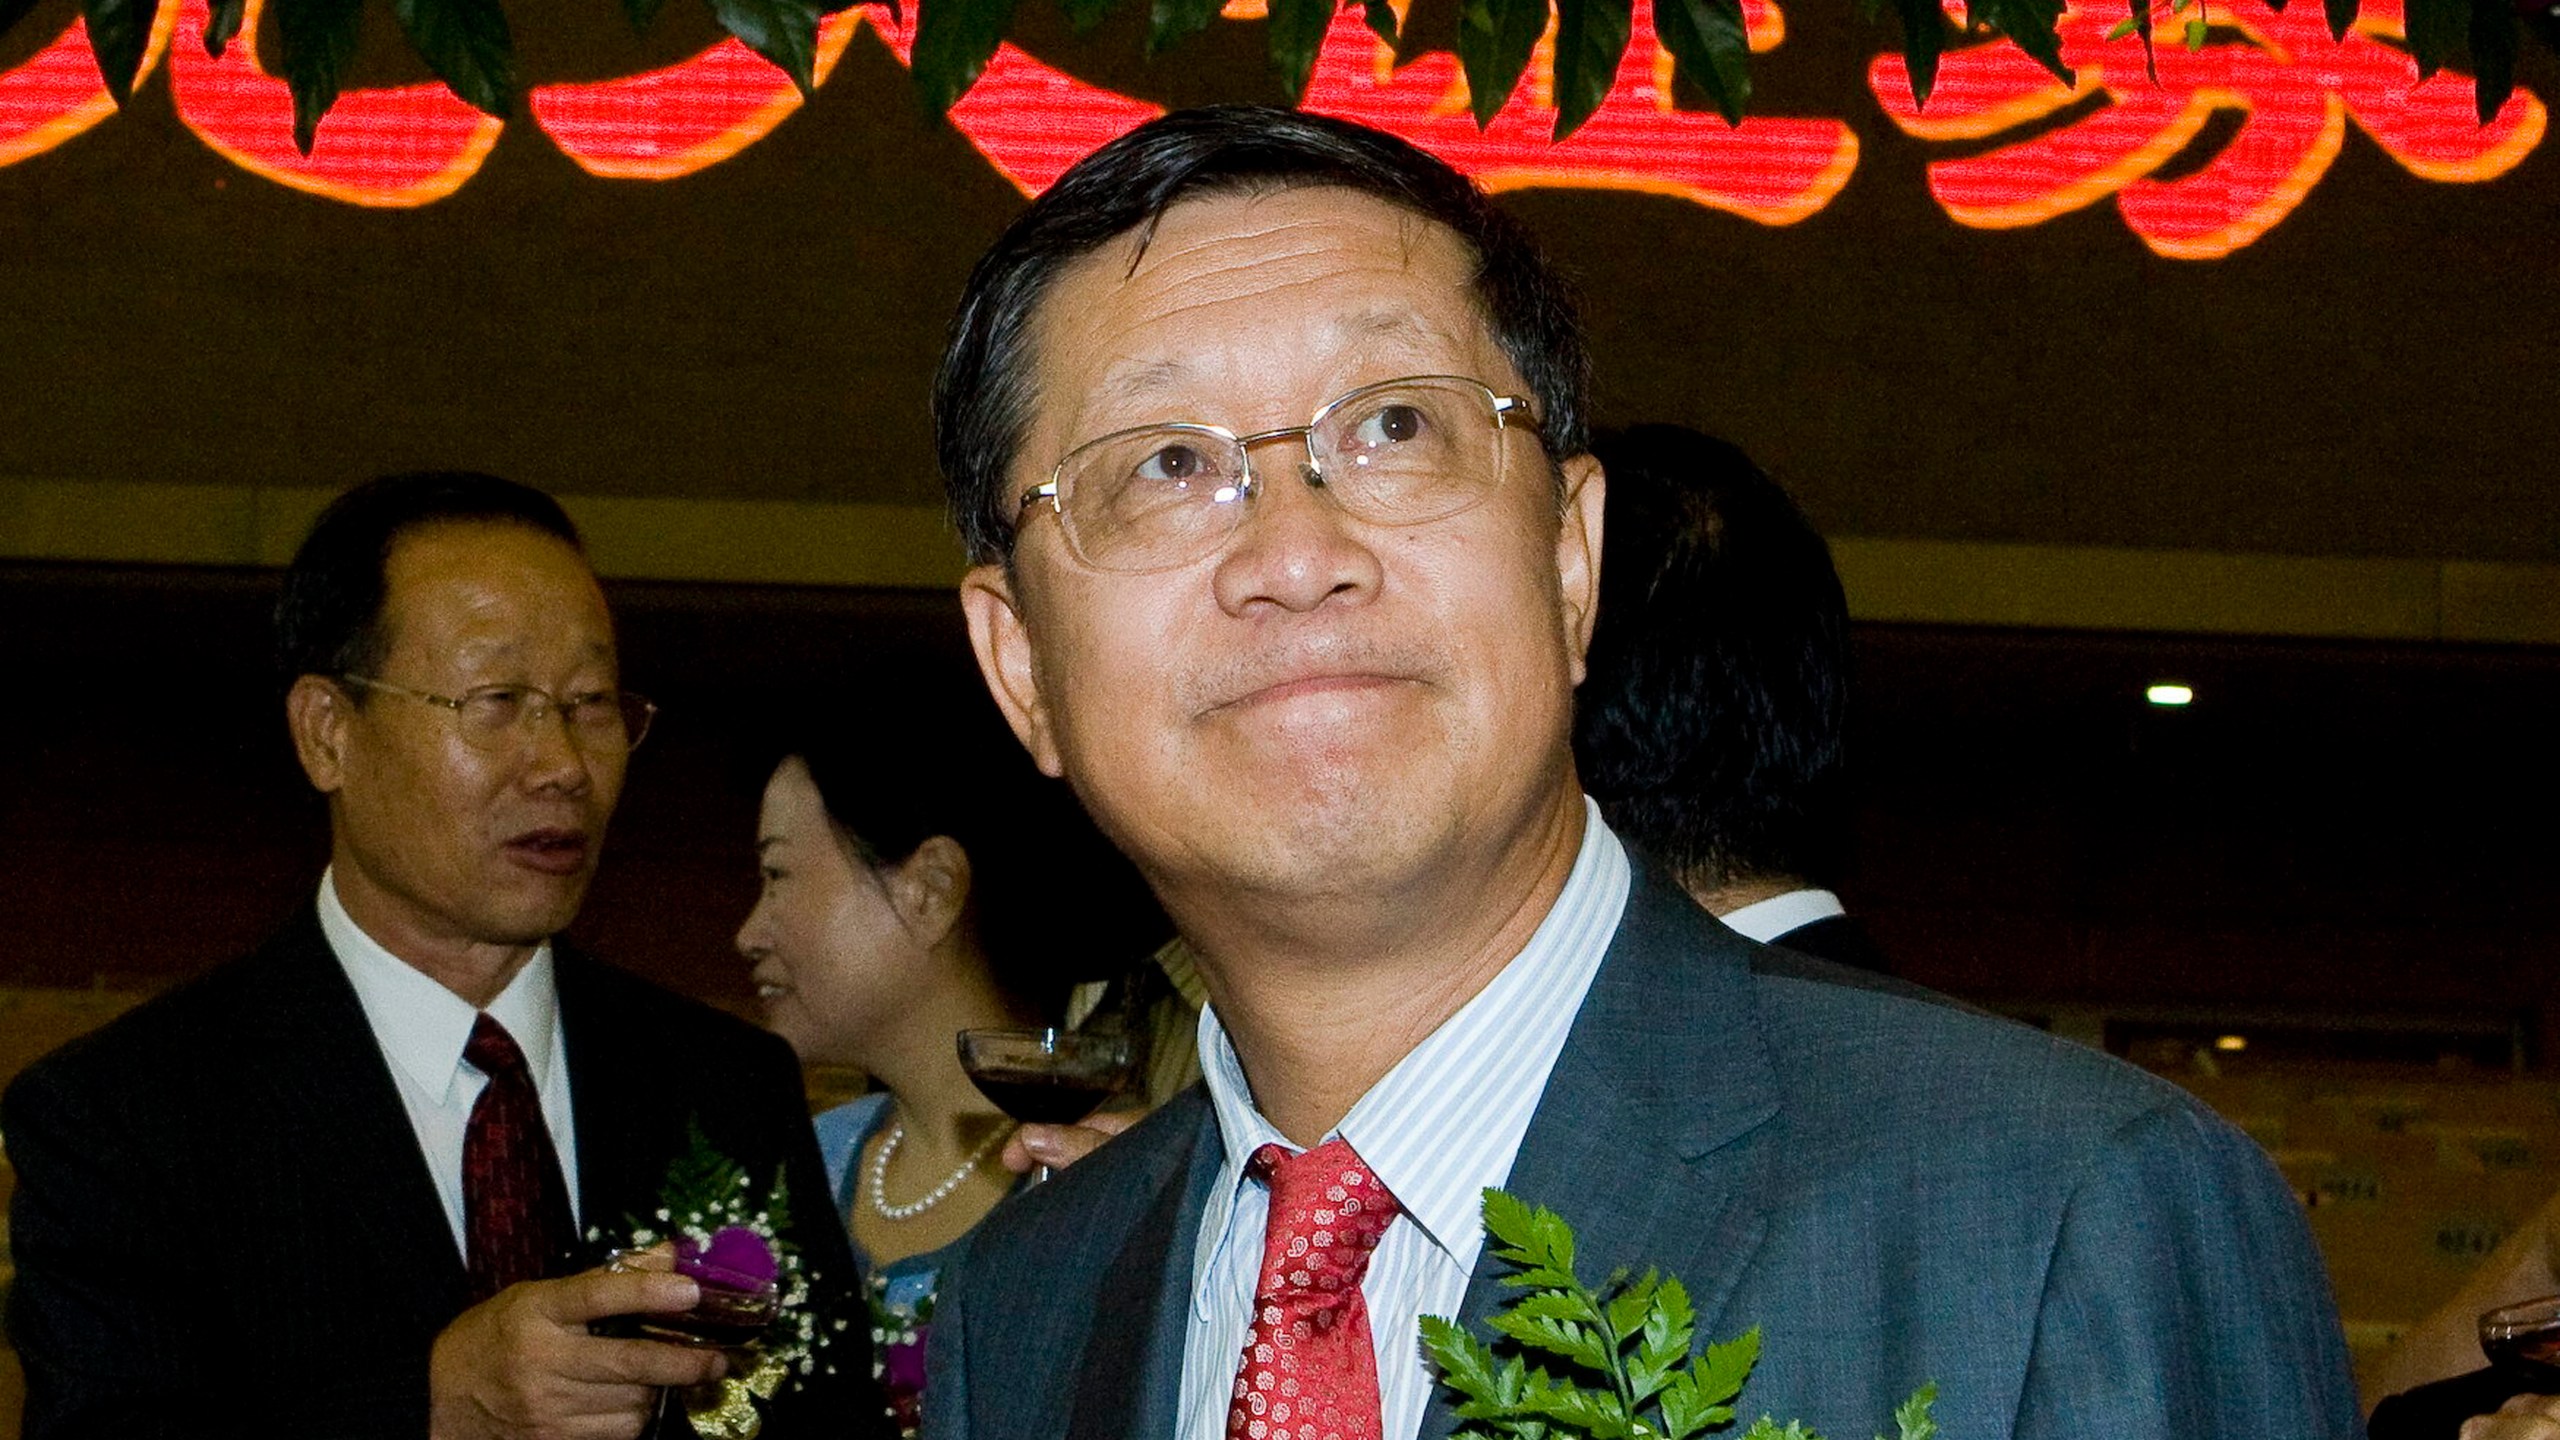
[2146,683,2195,707]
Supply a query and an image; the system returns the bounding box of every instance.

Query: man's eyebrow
[756,836,784,856]
[1089,359,1191,412]
[1339,310,1449,347]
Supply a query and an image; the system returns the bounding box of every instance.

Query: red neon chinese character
[1868,0,2546,257]
[530,11,867,181]
[905,0,1859,219]
[1295,0,1856,223]
[0,10,173,169]
[168,0,503,206]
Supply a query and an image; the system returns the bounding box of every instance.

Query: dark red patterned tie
[1227,1138,1401,1440]
[462,1013,574,1304]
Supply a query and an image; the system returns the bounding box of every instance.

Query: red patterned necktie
[1227,1138,1402,1440]
[461,1012,574,1304]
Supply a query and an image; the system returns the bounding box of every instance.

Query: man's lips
[503,828,590,876]
[1207,670,1414,716]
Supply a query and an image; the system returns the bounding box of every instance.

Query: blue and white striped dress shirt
[1176,800,1633,1440]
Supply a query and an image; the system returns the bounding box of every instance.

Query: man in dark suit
[926,106,2361,1440]
[3,474,881,1440]
[1574,423,1888,974]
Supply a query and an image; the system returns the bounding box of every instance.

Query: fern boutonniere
[1421,1190,1938,1440]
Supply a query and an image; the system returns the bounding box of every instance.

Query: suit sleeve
[3,1059,203,1440]
[917,1231,974,1440]
[2009,1099,2363,1440]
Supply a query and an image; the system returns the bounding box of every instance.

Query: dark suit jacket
[2,907,888,1440]
[924,866,2361,1440]
[2367,1368,2542,1439]
[1769,913,1891,976]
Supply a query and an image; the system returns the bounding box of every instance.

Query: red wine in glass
[964,1068,1127,1125]
[956,1027,1137,1179]
[2482,1296,2560,1392]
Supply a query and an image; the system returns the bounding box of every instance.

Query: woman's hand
[2465,1394,2560,1440]
[1000,1111,1139,1174]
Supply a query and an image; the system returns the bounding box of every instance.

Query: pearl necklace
[867,1117,1012,1222]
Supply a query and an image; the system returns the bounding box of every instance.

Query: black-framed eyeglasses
[341,675,657,755]
[1016,374,1543,574]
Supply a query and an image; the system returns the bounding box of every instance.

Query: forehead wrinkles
[1030,198,1485,437]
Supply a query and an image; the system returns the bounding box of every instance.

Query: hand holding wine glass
[957,1027,1138,1181]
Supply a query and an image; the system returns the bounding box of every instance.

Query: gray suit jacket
[924,867,2361,1440]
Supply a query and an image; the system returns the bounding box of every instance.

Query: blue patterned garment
[816,1094,1015,1439]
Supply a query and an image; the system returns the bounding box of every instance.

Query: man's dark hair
[1573,425,1852,892]
[934,104,1591,564]
[273,471,581,692]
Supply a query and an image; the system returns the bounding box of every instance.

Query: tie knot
[1247,1138,1398,1302]
[465,1013,532,1081]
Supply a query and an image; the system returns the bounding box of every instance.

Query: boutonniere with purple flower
[1423,1190,1939,1440]
[588,1120,848,1439]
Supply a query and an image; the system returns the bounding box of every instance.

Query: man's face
[306,522,626,954]
[962,186,1603,906]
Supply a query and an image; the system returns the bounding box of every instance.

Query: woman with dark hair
[730,705,1096,1437]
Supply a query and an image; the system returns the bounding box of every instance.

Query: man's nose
[517,700,596,792]
[1211,446,1382,616]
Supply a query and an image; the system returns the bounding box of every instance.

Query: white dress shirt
[1176,800,1632,1440]
[317,869,582,1259]
[1715,886,1844,944]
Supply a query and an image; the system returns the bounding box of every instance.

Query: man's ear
[286,675,354,795]
[960,562,1063,777]
[883,835,972,951]
[1555,453,1606,688]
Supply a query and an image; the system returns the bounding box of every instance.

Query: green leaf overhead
[2466,0,2517,120]
[77,0,160,104]
[1457,0,1546,127]
[205,0,245,54]
[389,0,513,118]
[707,0,826,96]
[913,0,1023,107]
[1652,0,1752,125]
[272,0,364,151]
[1147,0,1222,56]
[2404,0,2463,72]
[1883,0,1946,108]
[1550,0,1631,137]
[1266,0,1334,99]
[1967,0,2071,86]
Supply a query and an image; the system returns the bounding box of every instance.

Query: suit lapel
[1420,869,1783,1440]
[554,948,656,1241]
[238,909,473,1323]
[1066,1095,1225,1440]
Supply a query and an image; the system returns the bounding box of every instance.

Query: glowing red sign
[1868,0,2545,257]
[0,0,2538,252]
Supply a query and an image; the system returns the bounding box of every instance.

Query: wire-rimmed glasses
[1017,374,1543,574]
[342,674,658,755]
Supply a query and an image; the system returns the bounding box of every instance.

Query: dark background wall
[7,563,2553,1064]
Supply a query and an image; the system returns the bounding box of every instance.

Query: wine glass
[956,1026,1138,1182]
[601,1245,782,1429]
[2481,1295,2560,1390]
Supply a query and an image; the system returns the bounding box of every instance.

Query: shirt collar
[318,868,561,1103]
[1716,887,1845,944]
[1194,799,1631,1285]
